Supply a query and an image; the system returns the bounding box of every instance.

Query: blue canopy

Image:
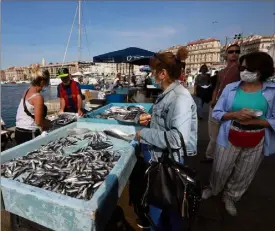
[93,47,155,63]
[140,66,151,72]
[128,57,151,66]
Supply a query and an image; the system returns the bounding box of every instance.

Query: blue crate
[1,122,137,231]
[79,84,95,90]
[79,103,153,126]
[105,94,127,103]
[114,87,129,95]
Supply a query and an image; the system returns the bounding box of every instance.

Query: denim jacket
[213,81,275,156]
[140,81,198,162]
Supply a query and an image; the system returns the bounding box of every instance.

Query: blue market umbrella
[128,57,151,66]
[93,47,155,63]
[140,66,151,72]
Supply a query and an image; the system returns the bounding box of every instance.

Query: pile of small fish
[98,105,145,120]
[54,113,77,126]
[1,132,121,201]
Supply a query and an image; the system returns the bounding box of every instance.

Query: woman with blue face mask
[15,64,52,145]
[202,52,275,216]
[135,47,198,230]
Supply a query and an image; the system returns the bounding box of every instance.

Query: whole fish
[100,105,145,120]
[103,128,134,142]
[1,131,121,201]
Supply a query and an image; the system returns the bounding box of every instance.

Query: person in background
[204,44,241,161]
[113,73,123,89]
[15,64,52,145]
[193,64,212,120]
[131,74,137,87]
[135,46,197,231]
[202,52,275,216]
[57,68,84,116]
[187,75,193,88]
[211,70,218,90]
[178,65,186,86]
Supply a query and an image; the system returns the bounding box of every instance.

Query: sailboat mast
[78,0,81,61]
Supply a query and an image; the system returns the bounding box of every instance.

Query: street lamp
[234,33,242,40]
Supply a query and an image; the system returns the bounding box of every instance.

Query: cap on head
[57,68,70,78]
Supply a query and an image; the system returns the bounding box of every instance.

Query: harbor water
[1,84,58,127]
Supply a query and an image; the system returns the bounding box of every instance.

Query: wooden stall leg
[10,213,21,231]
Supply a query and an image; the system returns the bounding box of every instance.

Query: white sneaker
[202,188,213,200]
[224,197,237,216]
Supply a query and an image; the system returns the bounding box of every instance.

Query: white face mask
[240,70,258,82]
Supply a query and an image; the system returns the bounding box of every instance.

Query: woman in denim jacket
[135,47,198,231]
[202,52,275,216]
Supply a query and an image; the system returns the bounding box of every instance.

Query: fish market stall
[80,103,153,126]
[1,122,138,231]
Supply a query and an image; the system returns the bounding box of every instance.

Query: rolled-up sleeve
[140,95,193,149]
[212,85,230,122]
[267,118,275,131]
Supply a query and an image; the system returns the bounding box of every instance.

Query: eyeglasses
[227,50,241,54]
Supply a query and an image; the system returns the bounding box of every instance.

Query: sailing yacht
[50,0,93,87]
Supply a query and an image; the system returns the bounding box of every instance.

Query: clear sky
[2,1,275,68]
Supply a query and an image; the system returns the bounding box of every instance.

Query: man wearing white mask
[204,44,241,161]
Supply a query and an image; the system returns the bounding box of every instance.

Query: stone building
[159,45,183,55]
[185,38,221,71]
[4,67,25,82]
[221,35,275,63]
[0,70,6,81]
[240,35,275,55]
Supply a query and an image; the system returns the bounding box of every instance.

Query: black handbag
[141,130,201,230]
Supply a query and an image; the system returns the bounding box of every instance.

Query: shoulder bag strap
[23,88,35,119]
[169,127,188,158]
[162,129,188,162]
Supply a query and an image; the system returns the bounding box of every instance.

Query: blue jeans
[142,144,185,231]
[196,97,204,118]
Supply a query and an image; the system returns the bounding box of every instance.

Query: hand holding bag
[141,130,201,230]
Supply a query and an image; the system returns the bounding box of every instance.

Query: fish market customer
[57,68,84,116]
[15,64,52,145]
[193,64,212,120]
[204,44,241,161]
[202,52,275,216]
[136,47,198,230]
[113,73,123,89]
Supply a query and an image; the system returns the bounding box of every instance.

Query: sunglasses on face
[227,50,241,54]
[239,66,254,72]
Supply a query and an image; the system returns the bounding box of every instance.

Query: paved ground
[2,94,275,231]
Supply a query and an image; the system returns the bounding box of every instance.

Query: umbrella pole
[127,64,131,102]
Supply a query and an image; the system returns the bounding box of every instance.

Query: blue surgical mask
[151,76,160,88]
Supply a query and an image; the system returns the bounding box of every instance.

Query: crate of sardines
[1,122,138,231]
[80,103,153,126]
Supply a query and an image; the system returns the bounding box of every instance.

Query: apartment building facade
[0,70,6,81]
[185,38,221,71]
[5,67,25,82]
[221,35,275,63]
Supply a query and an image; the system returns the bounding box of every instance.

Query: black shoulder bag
[141,130,201,230]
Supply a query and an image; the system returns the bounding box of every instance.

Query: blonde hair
[30,64,50,86]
